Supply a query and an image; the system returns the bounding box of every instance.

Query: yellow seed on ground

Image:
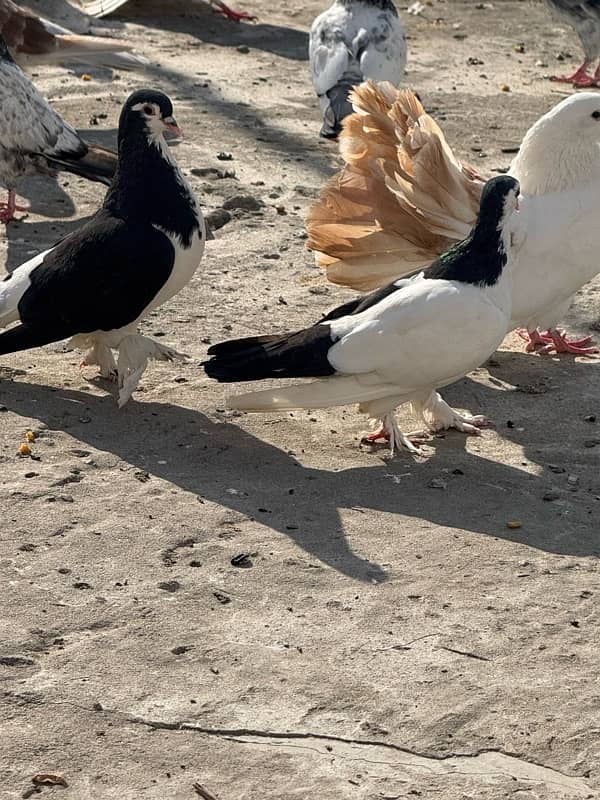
[26,430,36,442]
[82,74,92,81]
[500,83,510,92]
[506,520,522,529]
[18,443,32,456]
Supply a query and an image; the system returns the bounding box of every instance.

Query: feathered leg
[362,413,424,456]
[79,341,118,381]
[117,334,188,407]
[414,391,492,435]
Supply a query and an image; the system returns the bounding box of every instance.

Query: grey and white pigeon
[0,0,147,70]
[0,33,117,223]
[204,176,521,455]
[544,0,600,86]
[309,0,406,138]
[0,89,207,406]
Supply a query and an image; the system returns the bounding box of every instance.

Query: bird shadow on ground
[2,361,599,586]
[118,1,309,61]
[3,215,93,273]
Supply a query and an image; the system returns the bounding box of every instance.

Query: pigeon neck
[104,128,200,247]
[427,220,508,288]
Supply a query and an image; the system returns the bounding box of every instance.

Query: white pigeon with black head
[0,32,117,223]
[0,88,206,406]
[204,176,521,455]
[309,0,406,138]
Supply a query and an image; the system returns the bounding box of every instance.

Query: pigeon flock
[0,0,599,457]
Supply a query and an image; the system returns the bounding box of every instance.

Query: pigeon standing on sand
[307,85,600,355]
[0,33,117,223]
[0,0,147,70]
[0,89,207,406]
[204,176,520,455]
[544,0,600,86]
[309,0,406,138]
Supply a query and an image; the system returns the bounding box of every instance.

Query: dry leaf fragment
[193,782,219,800]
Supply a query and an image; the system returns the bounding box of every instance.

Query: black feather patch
[204,325,336,383]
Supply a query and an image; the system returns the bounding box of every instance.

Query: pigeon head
[511,92,600,194]
[117,89,182,147]
[477,175,521,232]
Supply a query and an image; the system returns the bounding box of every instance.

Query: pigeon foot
[418,392,492,436]
[211,0,256,21]
[549,62,593,86]
[80,342,118,381]
[0,191,28,224]
[362,414,425,456]
[539,329,599,356]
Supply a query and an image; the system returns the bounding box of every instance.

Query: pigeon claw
[520,328,598,356]
[211,0,256,21]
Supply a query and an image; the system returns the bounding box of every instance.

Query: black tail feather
[0,324,66,356]
[45,143,118,187]
[203,325,336,383]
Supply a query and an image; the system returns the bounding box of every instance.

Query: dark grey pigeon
[0,32,116,224]
[545,0,600,86]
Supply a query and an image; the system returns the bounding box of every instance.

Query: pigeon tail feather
[227,375,402,412]
[45,143,117,186]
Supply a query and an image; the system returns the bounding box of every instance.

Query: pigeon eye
[592,110,600,120]
[143,105,155,115]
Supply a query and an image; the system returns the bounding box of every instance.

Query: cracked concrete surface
[1,0,600,798]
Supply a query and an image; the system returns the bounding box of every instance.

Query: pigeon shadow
[2,369,599,586]
[2,216,93,274]
[117,2,309,61]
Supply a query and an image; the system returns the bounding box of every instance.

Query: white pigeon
[309,0,406,138]
[204,176,521,455]
[307,84,600,355]
[0,89,206,407]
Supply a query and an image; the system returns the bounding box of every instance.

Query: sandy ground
[1,0,600,798]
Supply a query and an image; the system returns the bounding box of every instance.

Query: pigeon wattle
[204,176,521,455]
[0,0,147,70]
[309,0,406,138]
[0,32,117,223]
[307,83,600,356]
[544,0,600,87]
[0,89,207,407]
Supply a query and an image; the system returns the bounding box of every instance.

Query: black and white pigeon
[204,176,521,455]
[0,32,117,223]
[0,89,206,406]
[545,0,600,86]
[309,0,406,138]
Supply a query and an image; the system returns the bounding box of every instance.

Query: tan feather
[307,81,487,291]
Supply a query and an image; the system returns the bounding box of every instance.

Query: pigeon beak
[162,116,183,139]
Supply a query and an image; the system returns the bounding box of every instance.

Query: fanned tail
[306,81,486,291]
